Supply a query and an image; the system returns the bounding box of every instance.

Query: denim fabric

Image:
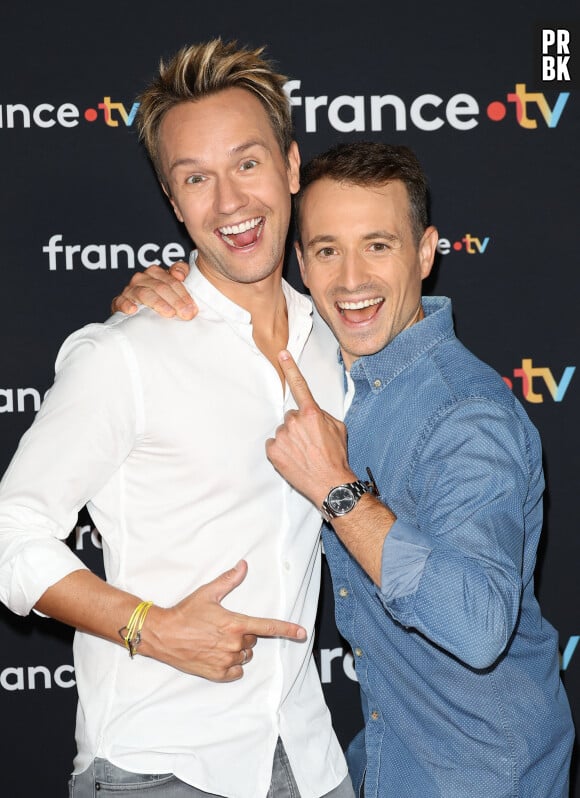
[68,740,355,798]
[324,297,574,797]
[68,759,185,797]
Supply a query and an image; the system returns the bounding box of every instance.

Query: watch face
[328,486,356,515]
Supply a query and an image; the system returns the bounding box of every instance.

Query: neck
[248,283,290,388]
[196,258,289,385]
[240,275,288,337]
[197,260,287,332]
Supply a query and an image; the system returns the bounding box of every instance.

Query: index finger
[243,613,307,641]
[278,350,319,411]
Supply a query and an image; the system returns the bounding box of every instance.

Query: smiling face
[159,86,300,299]
[296,178,438,369]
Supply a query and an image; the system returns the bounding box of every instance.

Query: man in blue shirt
[265,142,574,797]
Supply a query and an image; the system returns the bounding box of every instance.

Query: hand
[144,560,306,681]
[110,261,197,320]
[266,350,355,509]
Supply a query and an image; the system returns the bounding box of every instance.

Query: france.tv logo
[84,97,139,127]
[485,83,569,129]
[0,83,571,132]
[88,85,571,130]
[503,359,575,403]
[285,81,570,133]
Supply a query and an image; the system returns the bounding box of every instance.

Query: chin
[340,334,386,360]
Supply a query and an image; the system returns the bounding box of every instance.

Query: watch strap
[321,468,379,522]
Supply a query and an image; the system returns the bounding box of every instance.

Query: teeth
[337,297,383,310]
[219,217,262,235]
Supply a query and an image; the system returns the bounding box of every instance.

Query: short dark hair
[295,141,429,245]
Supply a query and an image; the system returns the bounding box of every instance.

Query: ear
[287,141,301,195]
[294,240,309,288]
[418,226,438,280]
[161,182,184,224]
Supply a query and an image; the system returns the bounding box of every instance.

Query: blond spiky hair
[137,38,293,188]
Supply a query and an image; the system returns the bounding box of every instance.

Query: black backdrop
[0,1,578,794]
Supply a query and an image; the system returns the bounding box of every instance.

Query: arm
[0,328,305,682]
[266,350,393,585]
[266,353,533,670]
[36,559,304,680]
[377,400,536,668]
[111,261,197,320]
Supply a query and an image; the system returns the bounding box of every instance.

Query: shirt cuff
[380,519,432,601]
[3,538,88,617]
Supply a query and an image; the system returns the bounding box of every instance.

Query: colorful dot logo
[487,101,507,121]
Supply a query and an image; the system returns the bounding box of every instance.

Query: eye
[240,159,258,171]
[185,174,205,185]
[368,242,390,252]
[317,247,337,258]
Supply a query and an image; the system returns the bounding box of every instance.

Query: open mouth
[336,296,384,323]
[217,216,265,249]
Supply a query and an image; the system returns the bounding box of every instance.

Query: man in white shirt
[0,39,352,798]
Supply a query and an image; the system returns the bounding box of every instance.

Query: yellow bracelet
[118,600,153,658]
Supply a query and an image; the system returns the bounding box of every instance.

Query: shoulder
[50,322,141,395]
[427,336,516,410]
[416,340,542,470]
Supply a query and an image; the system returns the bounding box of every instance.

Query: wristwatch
[321,468,379,522]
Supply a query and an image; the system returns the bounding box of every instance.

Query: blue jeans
[68,738,355,797]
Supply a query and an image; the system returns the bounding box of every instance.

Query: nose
[339,249,368,291]
[214,174,248,216]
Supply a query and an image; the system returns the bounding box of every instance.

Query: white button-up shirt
[0,260,347,798]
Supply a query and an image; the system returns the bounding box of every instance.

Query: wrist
[313,470,357,509]
[127,603,166,661]
[320,468,380,523]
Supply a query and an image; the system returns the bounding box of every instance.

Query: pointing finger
[244,613,307,641]
[278,350,319,412]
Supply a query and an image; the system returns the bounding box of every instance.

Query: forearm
[34,562,306,681]
[330,493,396,586]
[381,524,521,668]
[35,569,146,649]
[377,403,533,668]
[36,569,191,668]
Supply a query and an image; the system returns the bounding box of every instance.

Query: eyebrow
[306,230,401,248]
[168,139,270,174]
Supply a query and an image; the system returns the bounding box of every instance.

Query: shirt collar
[185,250,314,326]
[349,296,455,389]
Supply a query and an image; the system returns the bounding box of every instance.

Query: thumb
[206,560,248,603]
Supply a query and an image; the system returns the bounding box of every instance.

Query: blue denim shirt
[323,297,574,798]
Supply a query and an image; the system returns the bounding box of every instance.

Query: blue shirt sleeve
[378,397,543,670]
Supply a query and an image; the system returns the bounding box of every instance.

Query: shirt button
[373,379,382,388]
[370,710,380,720]
[354,647,363,657]
[338,587,349,598]
[283,561,291,571]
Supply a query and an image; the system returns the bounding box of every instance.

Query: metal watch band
[321,468,379,522]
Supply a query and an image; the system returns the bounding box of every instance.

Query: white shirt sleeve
[0,321,141,615]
